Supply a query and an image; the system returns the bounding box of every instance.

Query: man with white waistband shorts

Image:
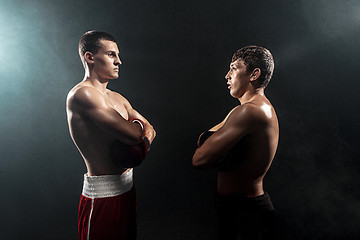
[192,46,279,240]
[66,30,156,240]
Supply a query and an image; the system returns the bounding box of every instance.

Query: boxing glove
[110,119,150,168]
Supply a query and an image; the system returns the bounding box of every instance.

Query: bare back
[193,94,279,196]
[217,96,279,196]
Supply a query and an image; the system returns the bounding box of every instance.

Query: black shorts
[216,192,276,240]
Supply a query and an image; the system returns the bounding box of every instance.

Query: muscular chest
[104,95,129,120]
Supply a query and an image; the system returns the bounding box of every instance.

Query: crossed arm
[192,105,256,169]
[69,86,155,145]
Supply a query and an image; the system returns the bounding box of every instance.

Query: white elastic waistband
[82,169,133,198]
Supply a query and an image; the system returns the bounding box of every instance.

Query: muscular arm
[68,86,144,145]
[192,105,257,169]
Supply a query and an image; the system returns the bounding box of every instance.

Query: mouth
[227,82,231,89]
[114,68,119,72]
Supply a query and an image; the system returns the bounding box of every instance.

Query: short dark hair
[78,30,117,66]
[232,46,274,88]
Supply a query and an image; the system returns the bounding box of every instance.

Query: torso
[216,96,279,196]
[66,82,129,176]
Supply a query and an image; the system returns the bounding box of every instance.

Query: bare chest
[104,95,129,120]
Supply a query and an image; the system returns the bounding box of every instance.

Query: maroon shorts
[78,170,137,240]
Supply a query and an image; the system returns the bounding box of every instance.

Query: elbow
[192,155,212,170]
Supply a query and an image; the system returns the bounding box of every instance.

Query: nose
[225,71,230,80]
[115,55,122,65]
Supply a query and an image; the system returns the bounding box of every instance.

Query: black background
[0,0,359,239]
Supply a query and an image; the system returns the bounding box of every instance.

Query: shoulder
[228,103,257,120]
[67,85,104,109]
[226,102,269,128]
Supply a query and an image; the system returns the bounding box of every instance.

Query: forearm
[87,108,144,145]
[72,87,146,145]
[119,121,145,145]
[192,127,239,169]
[192,146,223,169]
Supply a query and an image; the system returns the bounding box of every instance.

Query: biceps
[87,107,126,132]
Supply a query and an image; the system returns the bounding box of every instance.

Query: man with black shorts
[66,30,156,240]
[193,46,278,240]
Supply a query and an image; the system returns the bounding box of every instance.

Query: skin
[192,59,279,197]
[66,40,156,176]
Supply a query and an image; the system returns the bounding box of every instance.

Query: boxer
[66,30,156,240]
[193,46,279,240]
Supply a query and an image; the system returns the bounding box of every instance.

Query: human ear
[250,68,261,81]
[84,52,94,63]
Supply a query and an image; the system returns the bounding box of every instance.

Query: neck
[82,70,109,95]
[238,88,265,104]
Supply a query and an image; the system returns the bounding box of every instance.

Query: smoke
[269,104,360,239]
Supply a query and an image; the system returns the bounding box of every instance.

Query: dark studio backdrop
[0,0,359,239]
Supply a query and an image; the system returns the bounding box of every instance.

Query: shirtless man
[66,31,156,240]
[192,46,278,240]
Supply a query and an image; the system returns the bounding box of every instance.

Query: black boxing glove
[197,131,215,147]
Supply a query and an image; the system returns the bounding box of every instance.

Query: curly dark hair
[232,46,274,88]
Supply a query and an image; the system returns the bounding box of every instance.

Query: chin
[229,91,237,98]
[230,88,244,99]
[110,74,119,79]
